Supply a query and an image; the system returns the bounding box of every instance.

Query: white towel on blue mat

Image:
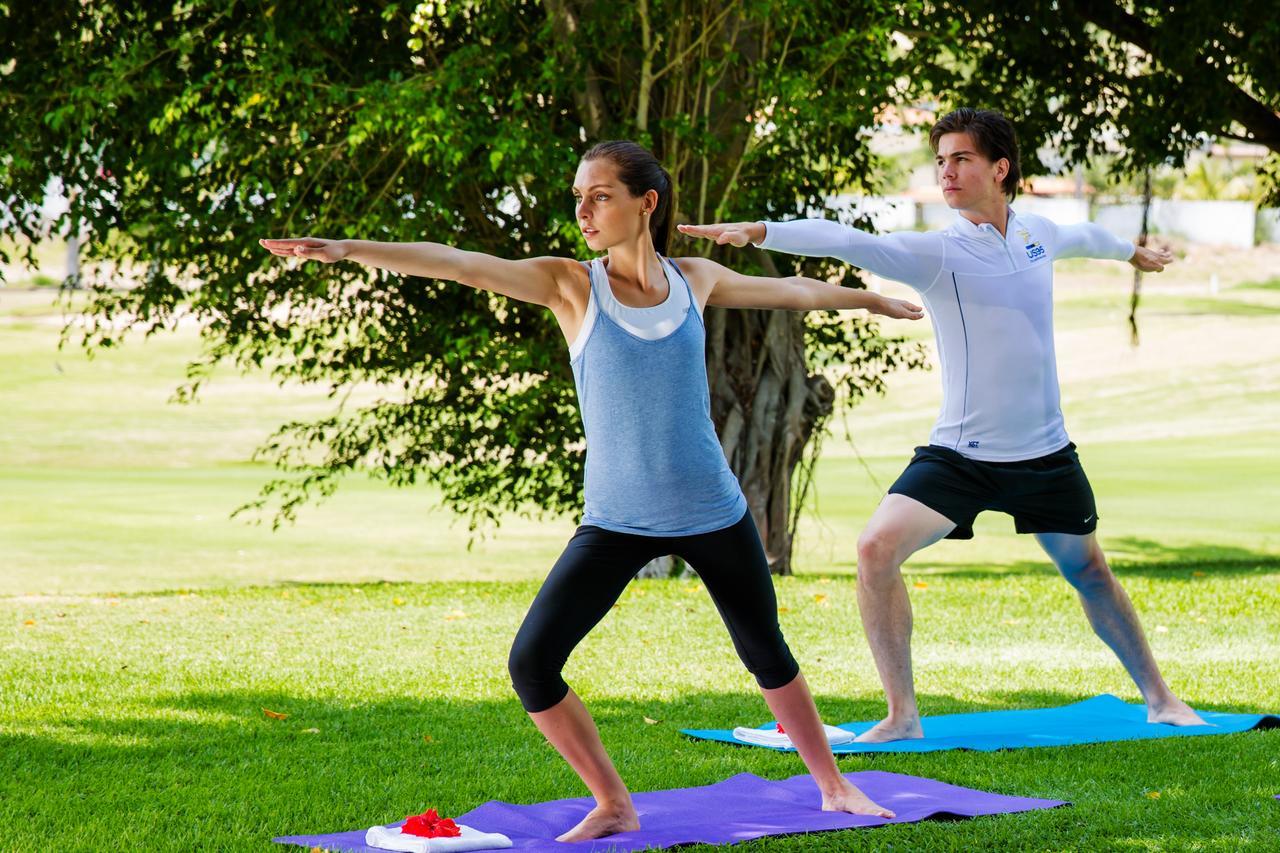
[731,723,857,748]
[365,824,512,852]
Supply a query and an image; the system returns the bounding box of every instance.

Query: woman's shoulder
[546,255,592,307]
[663,255,721,304]
[664,254,718,280]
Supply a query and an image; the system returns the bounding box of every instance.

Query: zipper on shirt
[980,222,1019,271]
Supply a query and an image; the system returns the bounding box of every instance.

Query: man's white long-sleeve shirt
[759,209,1134,461]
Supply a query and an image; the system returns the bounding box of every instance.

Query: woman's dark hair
[929,108,1022,200]
[582,140,674,254]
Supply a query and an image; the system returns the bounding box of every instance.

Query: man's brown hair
[929,108,1022,200]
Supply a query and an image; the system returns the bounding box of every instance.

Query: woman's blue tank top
[569,256,748,536]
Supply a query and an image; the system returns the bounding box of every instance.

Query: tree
[904,0,1280,200]
[0,0,926,574]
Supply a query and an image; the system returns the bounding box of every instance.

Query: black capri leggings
[508,509,799,713]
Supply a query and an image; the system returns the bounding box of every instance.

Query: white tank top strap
[587,258,611,306]
[568,261,599,363]
[661,255,702,317]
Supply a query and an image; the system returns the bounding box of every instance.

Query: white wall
[920,202,953,230]
[1014,197,1090,224]
[825,194,918,231]
[1095,200,1257,248]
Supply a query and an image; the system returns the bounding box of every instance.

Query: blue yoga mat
[682,694,1279,754]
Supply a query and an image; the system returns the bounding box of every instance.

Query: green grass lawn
[3,250,1279,850]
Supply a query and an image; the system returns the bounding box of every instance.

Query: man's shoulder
[1008,212,1060,252]
[890,227,949,247]
[1012,211,1057,234]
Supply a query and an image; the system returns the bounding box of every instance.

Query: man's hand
[1129,244,1174,273]
[259,237,350,263]
[677,221,767,248]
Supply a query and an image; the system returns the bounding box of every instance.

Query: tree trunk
[706,303,835,575]
[635,554,689,579]
[555,0,840,575]
[1128,168,1152,345]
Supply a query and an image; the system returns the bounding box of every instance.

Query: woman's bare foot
[854,715,924,743]
[1147,696,1207,726]
[822,778,896,819]
[555,803,640,842]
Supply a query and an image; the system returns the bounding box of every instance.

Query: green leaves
[3,0,926,540]
[909,0,1280,200]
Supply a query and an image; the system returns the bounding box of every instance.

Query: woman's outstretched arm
[259,237,580,310]
[674,256,923,320]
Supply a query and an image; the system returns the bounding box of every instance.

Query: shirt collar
[950,206,1018,239]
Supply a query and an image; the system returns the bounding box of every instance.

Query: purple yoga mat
[274,770,1065,852]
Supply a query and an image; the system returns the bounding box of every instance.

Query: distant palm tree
[1177,157,1255,201]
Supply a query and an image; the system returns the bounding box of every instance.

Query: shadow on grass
[1106,538,1280,572]
[878,540,1280,582]
[3,689,1277,850]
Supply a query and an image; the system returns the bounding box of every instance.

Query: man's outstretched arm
[678,219,946,292]
[1052,222,1173,272]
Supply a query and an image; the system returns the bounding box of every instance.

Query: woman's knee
[747,645,793,691]
[507,636,568,712]
[734,628,799,689]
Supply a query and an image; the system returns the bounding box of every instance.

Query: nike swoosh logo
[1083,515,1094,523]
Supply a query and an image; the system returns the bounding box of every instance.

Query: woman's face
[573,158,653,251]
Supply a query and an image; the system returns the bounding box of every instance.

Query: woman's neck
[604,238,665,293]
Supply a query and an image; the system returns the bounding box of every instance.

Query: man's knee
[1060,554,1113,594]
[857,528,904,580]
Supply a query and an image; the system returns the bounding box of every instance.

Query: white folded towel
[731,722,857,748]
[365,824,513,852]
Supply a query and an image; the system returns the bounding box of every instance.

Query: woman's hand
[676,221,766,247]
[875,295,925,320]
[259,237,350,264]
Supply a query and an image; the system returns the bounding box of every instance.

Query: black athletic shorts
[887,442,1099,540]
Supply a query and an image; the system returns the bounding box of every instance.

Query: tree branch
[650,3,737,82]
[542,0,610,137]
[1074,0,1280,152]
[635,0,662,132]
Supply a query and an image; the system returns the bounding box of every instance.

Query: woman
[261,140,922,841]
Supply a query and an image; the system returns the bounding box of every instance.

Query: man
[678,107,1204,741]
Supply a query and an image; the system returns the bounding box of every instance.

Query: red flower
[402,808,462,838]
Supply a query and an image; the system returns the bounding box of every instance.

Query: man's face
[935,131,1008,210]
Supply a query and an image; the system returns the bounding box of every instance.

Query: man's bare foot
[854,716,924,743]
[555,803,640,842]
[822,778,895,819]
[1147,697,1207,726]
